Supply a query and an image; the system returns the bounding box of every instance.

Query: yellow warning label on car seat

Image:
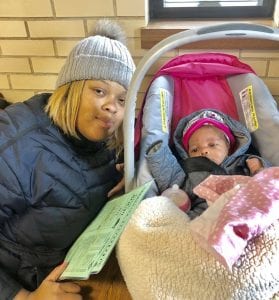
[160,88,168,133]
[239,85,258,132]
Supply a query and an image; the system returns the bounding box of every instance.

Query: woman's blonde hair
[45,80,123,156]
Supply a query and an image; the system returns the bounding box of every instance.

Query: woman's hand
[14,262,82,300]
[107,163,125,198]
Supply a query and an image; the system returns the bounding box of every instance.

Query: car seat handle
[197,23,276,36]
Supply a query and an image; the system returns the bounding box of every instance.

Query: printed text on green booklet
[59,181,152,280]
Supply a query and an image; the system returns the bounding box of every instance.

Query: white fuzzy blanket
[117,196,279,300]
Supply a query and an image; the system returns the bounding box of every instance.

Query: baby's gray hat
[56,19,135,90]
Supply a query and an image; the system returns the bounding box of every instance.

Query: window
[149,0,276,19]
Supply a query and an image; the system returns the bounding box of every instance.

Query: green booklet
[59,181,152,280]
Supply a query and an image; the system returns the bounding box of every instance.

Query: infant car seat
[123,23,279,193]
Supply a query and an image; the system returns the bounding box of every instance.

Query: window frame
[149,0,276,19]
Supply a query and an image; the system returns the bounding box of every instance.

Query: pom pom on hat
[56,19,135,90]
[182,110,236,151]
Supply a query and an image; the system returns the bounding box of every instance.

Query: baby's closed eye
[190,147,198,153]
[208,142,217,147]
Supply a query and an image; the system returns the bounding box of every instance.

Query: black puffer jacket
[0,94,121,299]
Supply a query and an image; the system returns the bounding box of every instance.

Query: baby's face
[188,126,230,165]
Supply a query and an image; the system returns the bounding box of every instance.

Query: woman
[0,19,135,299]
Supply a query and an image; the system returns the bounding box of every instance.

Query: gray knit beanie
[56,19,135,90]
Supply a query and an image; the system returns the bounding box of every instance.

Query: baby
[146,109,271,219]
[184,111,263,174]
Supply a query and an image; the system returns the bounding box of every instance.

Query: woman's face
[76,79,126,142]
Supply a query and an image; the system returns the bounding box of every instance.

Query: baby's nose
[201,149,208,156]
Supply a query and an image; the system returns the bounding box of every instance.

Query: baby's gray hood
[173,109,251,164]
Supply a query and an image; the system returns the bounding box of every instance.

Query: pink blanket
[189,167,279,270]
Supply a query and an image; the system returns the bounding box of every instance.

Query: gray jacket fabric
[0,94,121,299]
[146,109,271,220]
